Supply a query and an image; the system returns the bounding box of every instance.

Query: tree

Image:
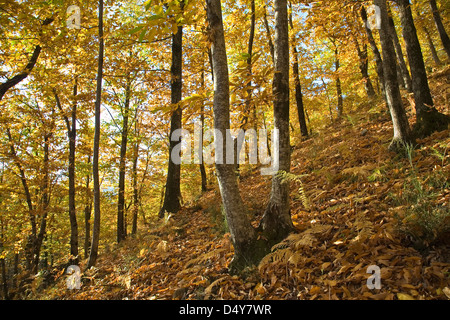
[396,0,450,137]
[87,0,105,269]
[53,81,79,264]
[374,0,412,150]
[206,0,263,272]
[387,13,412,92]
[260,0,295,241]
[159,21,183,218]
[0,17,53,101]
[117,76,132,243]
[428,0,450,60]
[361,6,386,98]
[289,1,309,137]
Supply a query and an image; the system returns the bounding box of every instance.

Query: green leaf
[128,25,144,34]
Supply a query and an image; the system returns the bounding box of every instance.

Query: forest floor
[34,67,449,300]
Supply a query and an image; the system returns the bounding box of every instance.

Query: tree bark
[429,0,450,60]
[87,0,104,269]
[117,78,131,243]
[397,0,449,137]
[289,1,309,137]
[159,24,183,218]
[423,25,443,66]
[335,48,344,118]
[259,0,294,243]
[132,120,140,235]
[0,18,53,101]
[206,0,264,273]
[84,156,92,259]
[263,1,275,64]
[374,0,413,149]
[388,15,413,92]
[353,35,376,98]
[199,69,208,193]
[361,7,386,98]
[54,81,79,264]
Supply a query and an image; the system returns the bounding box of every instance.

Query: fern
[275,171,310,209]
[258,225,333,270]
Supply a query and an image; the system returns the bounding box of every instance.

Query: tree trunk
[54,82,79,264]
[263,1,275,64]
[374,0,413,150]
[87,0,104,269]
[117,78,131,243]
[199,70,208,193]
[429,0,450,60]
[289,1,309,137]
[397,0,449,137]
[423,25,443,66]
[335,48,344,118]
[353,36,376,98]
[361,7,386,98]
[5,128,36,270]
[84,156,92,259]
[32,133,51,273]
[388,16,413,92]
[159,23,183,218]
[68,82,79,263]
[132,121,139,235]
[0,18,54,101]
[259,0,295,243]
[206,0,265,273]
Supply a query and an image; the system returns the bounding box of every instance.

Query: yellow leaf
[397,293,415,300]
[443,287,450,299]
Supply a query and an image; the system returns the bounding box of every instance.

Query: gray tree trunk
[87,0,104,269]
[397,0,449,137]
[259,0,294,243]
[374,0,412,150]
[429,0,450,60]
[206,0,263,273]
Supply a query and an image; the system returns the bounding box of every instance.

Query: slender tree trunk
[260,0,294,243]
[375,0,413,150]
[353,35,376,98]
[263,1,275,64]
[206,0,265,273]
[68,81,79,263]
[361,6,386,98]
[6,128,36,269]
[388,16,413,92]
[397,0,449,137]
[240,0,256,130]
[289,1,309,137]
[0,18,53,101]
[0,256,8,300]
[87,0,104,269]
[132,122,139,235]
[335,48,344,118]
[32,133,51,273]
[423,25,443,66]
[54,82,79,264]
[117,78,131,243]
[159,24,183,218]
[199,70,207,193]
[429,0,450,60]
[84,156,92,259]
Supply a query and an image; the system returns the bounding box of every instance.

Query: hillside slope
[32,68,450,301]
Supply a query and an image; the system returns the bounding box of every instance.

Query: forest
[0,0,449,301]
